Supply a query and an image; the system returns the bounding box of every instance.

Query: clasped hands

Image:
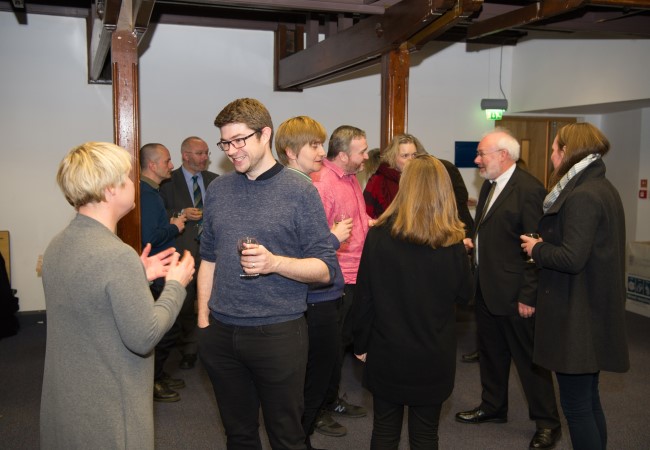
[140,243,195,287]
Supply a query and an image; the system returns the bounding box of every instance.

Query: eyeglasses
[476,149,504,158]
[217,130,260,152]
[187,151,211,157]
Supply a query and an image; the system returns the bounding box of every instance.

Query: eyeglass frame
[185,150,211,157]
[217,130,261,152]
[475,148,504,158]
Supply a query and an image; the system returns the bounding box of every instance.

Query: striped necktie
[192,176,204,240]
[192,176,203,209]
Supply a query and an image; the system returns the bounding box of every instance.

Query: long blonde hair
[375,154,465,248]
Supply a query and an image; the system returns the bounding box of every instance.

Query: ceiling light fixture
[481,47,508,120]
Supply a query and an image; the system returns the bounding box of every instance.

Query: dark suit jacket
[475,166,545,316]
[159,168,218,263]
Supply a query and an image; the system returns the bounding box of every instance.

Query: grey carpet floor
[1,308,648,449]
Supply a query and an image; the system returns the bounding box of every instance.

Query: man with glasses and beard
[197,98,338,450]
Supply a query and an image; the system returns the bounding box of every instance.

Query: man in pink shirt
[310,125,372,437]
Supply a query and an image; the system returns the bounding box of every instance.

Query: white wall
[1,12,649,311]
[599,109,642,242]
[1,14,114,312]
[511,39,650,112]
[636,108,650,242]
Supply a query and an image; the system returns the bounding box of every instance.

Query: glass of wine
[237,237,260,278]
[335,211,350,243]
[524,232,540,263]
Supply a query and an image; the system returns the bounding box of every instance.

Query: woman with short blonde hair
[41,142,194,449]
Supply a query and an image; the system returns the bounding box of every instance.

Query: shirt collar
[249,161,283,181]
[141,175,159,190]
[181,165,202,181]
[493,162,516,188]
[323,158,351,179]
[286,167,313,182]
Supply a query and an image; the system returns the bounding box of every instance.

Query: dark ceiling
[2,0,650,88]
[4,1,650,40]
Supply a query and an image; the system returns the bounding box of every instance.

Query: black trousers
[151,281,181,380]
[324,283,355,406]
[199,316,308,450]
[476,283,560,429]
[177,276,198,356]
[371,396,442,450]
[302,299,340,440]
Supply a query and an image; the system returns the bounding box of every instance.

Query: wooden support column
[380,44,409,151]
[112,7,141,252]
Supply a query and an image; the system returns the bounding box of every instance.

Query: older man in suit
[456,128,561,450]
[160,136,218,370]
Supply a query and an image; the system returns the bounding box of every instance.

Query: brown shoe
[159,372,185,389]
[314,411,347,437]
[154,381,180,403]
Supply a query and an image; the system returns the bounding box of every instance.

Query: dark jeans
[556,372,606,450]
[371,396,442,450]
[302,299,340,440]
[324,283,355,406]
[199,316,308,450]
[151,281,181,380]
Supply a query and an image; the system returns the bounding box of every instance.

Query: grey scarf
[543,153,601,213]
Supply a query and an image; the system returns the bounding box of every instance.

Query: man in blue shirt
[139,143,187,402]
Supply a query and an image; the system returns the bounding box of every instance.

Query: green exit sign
[485,109,504,120]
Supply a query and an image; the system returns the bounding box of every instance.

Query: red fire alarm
[641,179,648,188]
[640,190,648,199]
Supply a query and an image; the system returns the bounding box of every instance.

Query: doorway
[496,116,576,188]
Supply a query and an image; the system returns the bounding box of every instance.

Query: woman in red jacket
[363,134,422,219]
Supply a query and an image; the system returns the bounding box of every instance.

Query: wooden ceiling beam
[88,0,122,81]
[467,0,589,40]
[178,0,388,15]
[590,0,650,7]
[88,0,156,82]
[407,0,483,50]
[134,0,157,41]
[276,0,465,90]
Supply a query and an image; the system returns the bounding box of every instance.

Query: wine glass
[524,232,540,263]
[237,237,260,278]
[335,211,349,224]
[335,212,350,243]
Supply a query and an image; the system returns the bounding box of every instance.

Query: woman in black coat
[521,123,629,450]
[353,155,473,450]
